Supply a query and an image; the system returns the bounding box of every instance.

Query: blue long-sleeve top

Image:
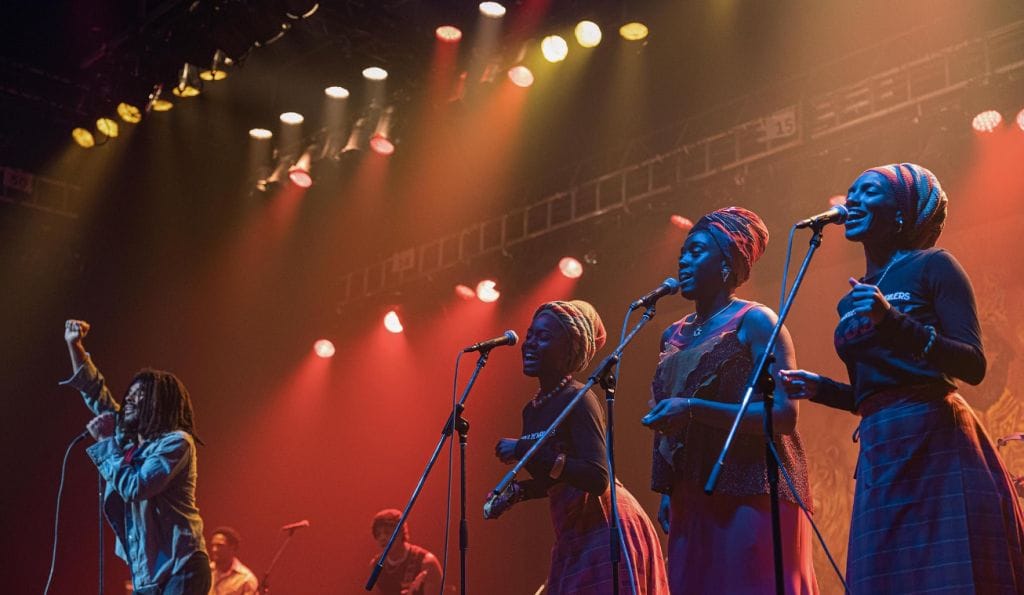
[61,356,206,591]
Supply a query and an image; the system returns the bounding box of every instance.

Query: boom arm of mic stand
[491,306,657,497]
[366,350,490,591]
[705,227,823,493]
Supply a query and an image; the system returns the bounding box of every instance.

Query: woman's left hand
[641,398,691,432]
[847,277,891,325]
[495,438,519,464]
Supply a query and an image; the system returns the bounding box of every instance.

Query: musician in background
[369,509,441,595]
[208,526,258,595]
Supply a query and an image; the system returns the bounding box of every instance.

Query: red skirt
[667,479,819,595]
[546,481,669,595]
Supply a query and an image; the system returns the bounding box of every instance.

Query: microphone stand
[98,472,104,595]
[366,349,493,593]
[491,305,660,595]
[703,223,827,595]
[259,524,304,593]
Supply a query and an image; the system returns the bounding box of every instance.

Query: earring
[895,211,904,234]
[721,268,730,283]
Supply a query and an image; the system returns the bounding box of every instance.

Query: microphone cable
[43,431,89,595]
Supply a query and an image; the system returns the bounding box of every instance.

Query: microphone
[794,204,848,229]
[629,277,681,310]
[463,330,519,353]
[281,520,310,531]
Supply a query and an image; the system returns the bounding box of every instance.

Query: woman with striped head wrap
[641,207,818,594]
[485,300,669,594]
[780,163,1024,593]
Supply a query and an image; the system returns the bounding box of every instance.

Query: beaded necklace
[530,375,572,408]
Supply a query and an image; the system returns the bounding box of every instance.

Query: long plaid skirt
[848,388,1024,594]
[546,481,669,595]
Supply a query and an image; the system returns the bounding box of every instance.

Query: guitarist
[369,509,442,595]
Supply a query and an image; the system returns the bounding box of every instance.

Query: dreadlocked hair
[127,369,203,445]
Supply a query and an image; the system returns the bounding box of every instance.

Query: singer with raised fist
[62,319,210,595]
[778,163,1024,593]
[641,207,818,594]
[485,300,668,594]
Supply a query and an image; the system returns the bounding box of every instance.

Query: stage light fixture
[369,106,396,156]
[288,148,315,188]
[249,128,273,140]
[342,117,369,153]
[476,280,500,303]
[384,310,404,333]
[314,339,335,358]
[363,67,388,81]
[541,35,569,63]
[479,2,506,18]
[508,65,534,88]
[147,84,173,112]
[325,86,350,99]
[96,117,120,139]
[559,257,583,279]
[574,21,602,48]
[117,102,142,123]
[172,64,202,98]
[285,0,319,19]
[436,25,462,42]
[971,110,1002,133]
[72,127,96,148]
[619,22,649,41]
[669,215,693,231]
[200,50,231,81]
[280,111,304,125]
[454,284,477,300]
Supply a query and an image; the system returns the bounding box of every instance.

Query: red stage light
[559,257,583,279]
[288,165,312,188]
[670,215,693,231]
[476,280,500,303]
[454,284,477,300]
[369,134,395,155]
[384,310,404,333]
[313,339,335,358]
[436,25,462,42]
[507,65,534,88]
[972,110,1003,133]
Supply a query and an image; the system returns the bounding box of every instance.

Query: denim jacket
[61,357,206,591]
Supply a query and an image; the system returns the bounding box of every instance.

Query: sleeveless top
[375,544,429,595]
[650,301,812,507]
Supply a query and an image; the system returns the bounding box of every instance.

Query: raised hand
[64,319,90,344]
[847,277,891,325]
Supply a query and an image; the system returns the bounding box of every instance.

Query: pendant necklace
[690,299,735,337]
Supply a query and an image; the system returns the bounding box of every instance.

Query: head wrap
[371,509,408,539]
[532,300,607,373]
[863,163,947,249]
[689,206,769,286]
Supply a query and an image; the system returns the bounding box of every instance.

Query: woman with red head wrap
[780,164,1024,593]
[485,300,669,594]
[642,207,818,594]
